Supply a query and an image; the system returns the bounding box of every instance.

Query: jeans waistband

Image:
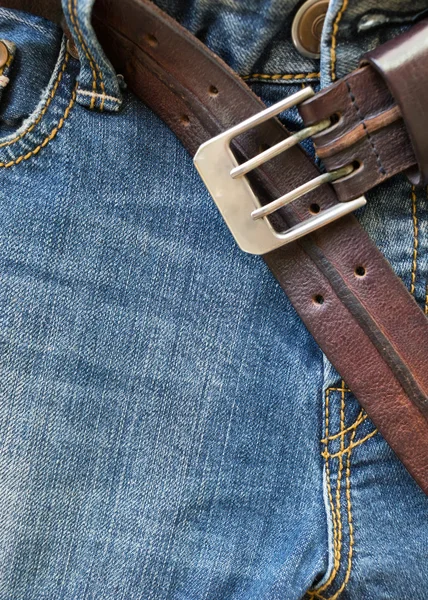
[2,0,425,117]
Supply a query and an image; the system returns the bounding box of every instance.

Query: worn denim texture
[0,0,427,598]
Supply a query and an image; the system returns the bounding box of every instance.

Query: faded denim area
[0,1,426,600]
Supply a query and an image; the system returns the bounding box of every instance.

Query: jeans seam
[76,88,121,103]
[321,412,367,443]
[68,0,105,110]
[330,0,349,81]
[0,50,69,149]
[0,83,77,169]
[308,383,377,600]
[241,72,320,82]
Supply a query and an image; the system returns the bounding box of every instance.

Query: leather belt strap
[363,19,428,187]
[2,0,428,494]
[299,18,428,199]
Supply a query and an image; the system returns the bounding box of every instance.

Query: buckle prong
[193,87,367,255]
[251,164,354,220]
[230,118,331,180]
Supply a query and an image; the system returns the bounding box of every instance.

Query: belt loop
[61,0,122,112]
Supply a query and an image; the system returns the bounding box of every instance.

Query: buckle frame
[194,87,366,255]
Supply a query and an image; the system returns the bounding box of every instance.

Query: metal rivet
[0,41,9,69]
[292,0,329,59]
[66,38,79,60]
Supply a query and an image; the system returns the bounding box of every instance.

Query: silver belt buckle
[193,87,366,255]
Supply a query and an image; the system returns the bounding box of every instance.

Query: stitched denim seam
[330,0,349,81]
[0,51,69,149]
[308,383,377,600]
[0,83,77,168]
[68,0,105,110]
[76,88,121,103]
[320,418,360,600]
[321,412,367,443]
[310,384,349,597]
[242,72,320,82]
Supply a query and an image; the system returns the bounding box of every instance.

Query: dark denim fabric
[0,1,426,598]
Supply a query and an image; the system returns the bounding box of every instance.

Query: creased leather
[363,19,428,186]
[299,19,428,197]
[298,64,418,200]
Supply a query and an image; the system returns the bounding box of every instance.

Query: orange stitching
[324,388,340,583]
[410,185,418,296]
[0,84,77,168]
[73,0,106,110]
[324,423,358,600]
[68,0,96,108]
[330,0,349,81]
[68,0,105,110]
[242,72,320,81]
[311,421,359,600]
[0,51,69,149]
[309,385,345,598]
[334,385,346,588]
[321,412,367,443]
[309,385,377,600]
[323,429,378,460]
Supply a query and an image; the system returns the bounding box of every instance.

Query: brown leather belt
[3,0,428,495]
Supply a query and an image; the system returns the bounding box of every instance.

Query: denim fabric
[0,1,427,599]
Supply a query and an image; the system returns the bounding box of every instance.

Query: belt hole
[180,115,190,126]
[329,112,341,126]
[354,265,366,277]
[313,294,325,305]
[309,202,321,214]
[144,33,158,48]
[209,85,219,96]
[352,159,362,171]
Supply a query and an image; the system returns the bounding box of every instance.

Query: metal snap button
[292,0,329,59]
[0,41,9,69]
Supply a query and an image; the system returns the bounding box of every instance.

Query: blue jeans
[0,1,426,598]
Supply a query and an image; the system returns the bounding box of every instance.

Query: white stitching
[77,88,121,103]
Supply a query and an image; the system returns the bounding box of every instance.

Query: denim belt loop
[61,0,122,111]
